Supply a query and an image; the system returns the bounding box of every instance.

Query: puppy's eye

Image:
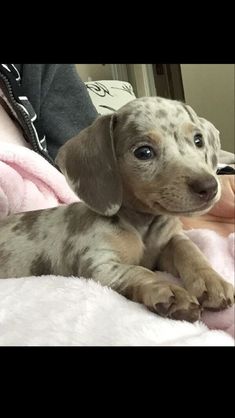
[134,146,155,160]
[194,133,204,148]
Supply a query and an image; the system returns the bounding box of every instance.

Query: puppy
[0,96,234,322]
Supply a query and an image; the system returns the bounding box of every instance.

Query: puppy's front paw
[144,282,201,323]
[186,270,234,310]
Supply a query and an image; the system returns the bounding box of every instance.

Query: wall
[76,64,113,81]
[126,64,156,97]
[181,64,234,153]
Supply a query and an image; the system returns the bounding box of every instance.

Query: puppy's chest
[104,224,145,265]
[140,216,182,269]
[106,215,181,268]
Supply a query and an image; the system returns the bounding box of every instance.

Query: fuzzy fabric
[0,275,233,346]
[186,230,234,338]
[0,229,234,346]
[0,143,78,217]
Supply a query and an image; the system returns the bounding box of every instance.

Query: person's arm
[15,64,98,160]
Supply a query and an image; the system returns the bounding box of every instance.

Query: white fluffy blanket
[0,229,234,346]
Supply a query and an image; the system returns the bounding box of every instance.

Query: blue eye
[134,146,155,160]
[194,133,204,148]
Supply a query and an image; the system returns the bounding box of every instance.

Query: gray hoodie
[0,64,98,162]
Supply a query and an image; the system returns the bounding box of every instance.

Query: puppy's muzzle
[187,175,218,202]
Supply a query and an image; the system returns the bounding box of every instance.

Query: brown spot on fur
[71,253,80,276]
[30,253,52,276]
[80,257,94,278]
[153,217,170,232]
[111,264,118,271]
[211,153,218,168]
[158,109,167,118]
[123,120,143,137]
[0,244,11,265]
[176,108,183,117]
[12,210,42,240]
[134,110,142,118]
[81,246,90,255]
[63,240,74,258]
[65,203,97,235]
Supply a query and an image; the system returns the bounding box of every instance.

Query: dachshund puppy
[0,97,234,322]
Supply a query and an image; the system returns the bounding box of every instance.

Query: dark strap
[0,63,55,166]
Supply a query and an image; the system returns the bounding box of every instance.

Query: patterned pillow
[85,80,136,115]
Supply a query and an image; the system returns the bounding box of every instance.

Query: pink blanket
[182,230,234,338]
[0,143,234,339]
[0,143,78,217]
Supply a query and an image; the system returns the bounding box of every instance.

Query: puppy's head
[56,97,222,217]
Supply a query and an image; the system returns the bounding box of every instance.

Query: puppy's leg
[92,263,201,322]
[158,234,234,310]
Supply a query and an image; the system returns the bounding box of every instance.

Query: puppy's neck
[117,205,159,236]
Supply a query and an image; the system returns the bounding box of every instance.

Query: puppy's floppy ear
[55,113,122,216]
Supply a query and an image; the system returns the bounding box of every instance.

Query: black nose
[188,176,218,201]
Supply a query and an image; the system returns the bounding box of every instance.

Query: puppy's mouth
[151,179,221,215]
[153,198,218,215]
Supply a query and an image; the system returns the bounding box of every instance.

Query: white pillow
[85,80,136,114]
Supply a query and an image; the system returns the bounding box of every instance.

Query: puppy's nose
[187,175,218,201]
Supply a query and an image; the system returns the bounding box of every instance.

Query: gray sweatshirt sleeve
[15,64,98,159]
